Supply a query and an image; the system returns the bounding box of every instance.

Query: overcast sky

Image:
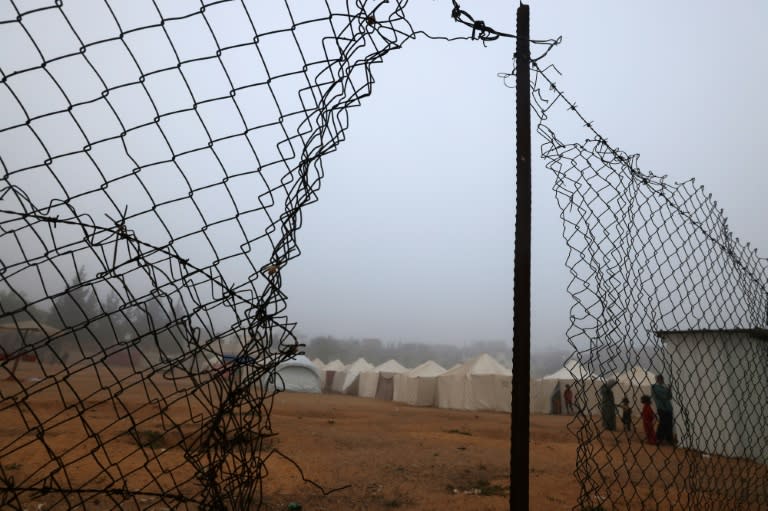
[281,1,768,348]
[1,1,766,351]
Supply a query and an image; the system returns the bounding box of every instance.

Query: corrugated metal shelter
[657,329,768,465]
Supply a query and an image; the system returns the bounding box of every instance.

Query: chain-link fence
[0,1,415,509]
[3,2,766,509]
[525,59,768,510]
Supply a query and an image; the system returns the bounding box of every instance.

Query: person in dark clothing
[651,374,674,445]
[599,379,619,431]
[620,396,633,434]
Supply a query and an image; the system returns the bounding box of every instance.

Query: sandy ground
[2,363,765,510]
[260,393,580,511]
[0,363,577,510]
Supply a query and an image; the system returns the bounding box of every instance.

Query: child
[620,396,633,433]
[640,395,658,445]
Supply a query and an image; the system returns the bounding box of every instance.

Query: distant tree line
[303,335,511,370]
[0,266,187,363]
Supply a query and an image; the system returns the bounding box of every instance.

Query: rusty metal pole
[511,3,531,510]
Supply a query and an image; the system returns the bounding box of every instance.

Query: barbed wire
[5,1,766,509]
[502,36,768,510]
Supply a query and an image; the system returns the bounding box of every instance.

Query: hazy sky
[281,1,768,348]
[1,1,766,351]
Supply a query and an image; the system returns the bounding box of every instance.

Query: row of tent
[271,353,513,412]
[271,354,655,415]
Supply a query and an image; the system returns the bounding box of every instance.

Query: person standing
[651,374,674,445]
[599,379,619,431]
[620,396,633,434]
[564,384,574,414]
[640,395,658,445]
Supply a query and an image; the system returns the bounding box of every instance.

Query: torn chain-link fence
[0,1,417,509]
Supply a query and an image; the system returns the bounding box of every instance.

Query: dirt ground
[3,364,765,510]
[260,393,578,511]
[0,363,580,510]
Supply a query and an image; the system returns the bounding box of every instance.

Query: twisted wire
[0,1,417,509]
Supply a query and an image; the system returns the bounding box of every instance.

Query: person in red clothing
[563,384,574,414]
[640,395,658,445]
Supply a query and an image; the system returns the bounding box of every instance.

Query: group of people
[598,374,675,445]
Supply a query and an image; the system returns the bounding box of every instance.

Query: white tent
[393,360,446,406]
[324,359,345,370]
[358,359,408,399]
[531,359,602,415]
[331,358,374,394]
[321,359,345,391]
[310,357,326,386]
[270,355,322,393]
[436,354,512,412]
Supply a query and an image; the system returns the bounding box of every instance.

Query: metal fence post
[511,3,531,510]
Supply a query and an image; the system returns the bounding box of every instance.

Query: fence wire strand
[0,1,418,509]
[4,2,768,510]
[503,49,768,510]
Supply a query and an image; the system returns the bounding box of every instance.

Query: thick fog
[1,1,766,353]
[281,1,768,348]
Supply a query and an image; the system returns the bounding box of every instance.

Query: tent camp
[393,360,446,406]
[436,354,512,412]
[358,359,408,399]
[531,359,602,415]
[310,357,325,385]
[330,358,374,395]
[269,355,322,393]
[321,359,345,391]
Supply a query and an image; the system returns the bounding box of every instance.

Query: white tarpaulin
[331,358,374,394]
[436,354,512,412]
[358,359,408,399]
[393,360,446,406]
[271,355,322,393]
